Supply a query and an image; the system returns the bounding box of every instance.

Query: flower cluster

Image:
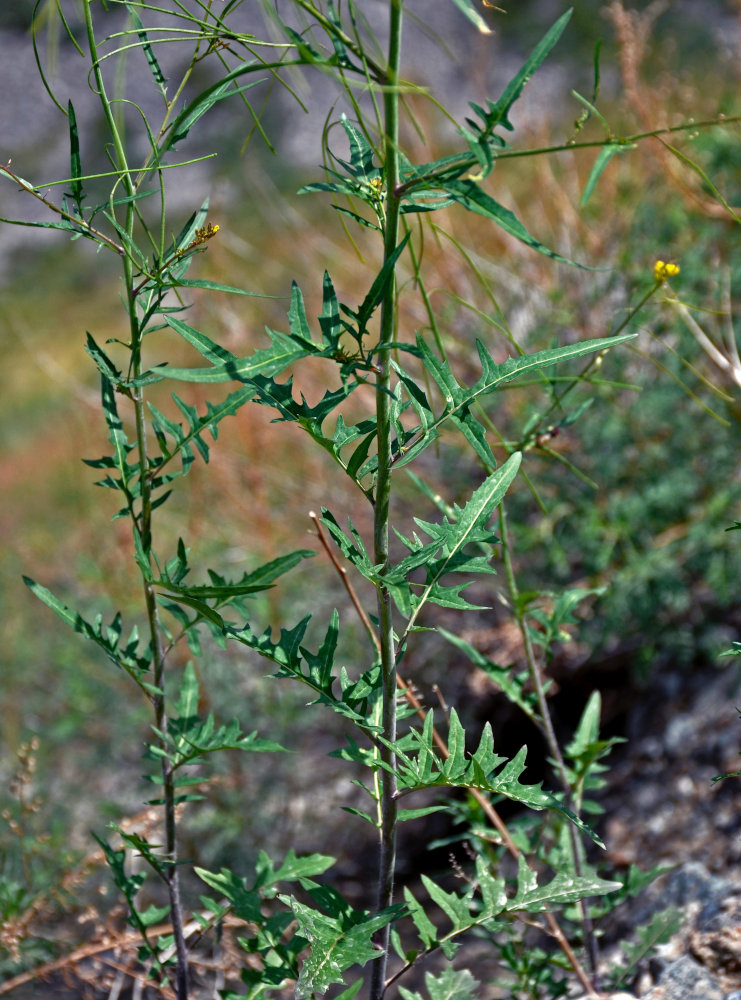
[189,222,220,248]
[654,259,680,283]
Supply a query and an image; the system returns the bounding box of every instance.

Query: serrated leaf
[244,374,360,471]
[610,907,682,989]
[258,849,335,889]
[100,374,136,487]
[194,866,263,922]
[400,964,481,1000]
[225,612,378,730]
[403,333,635,463]
[421,875,471,929]
[282,895,399,999]
[509,856,619,912]
[155,316,309,384]
[404,886,438,949]
[475,855,507,917]
[339,114,377,182]
[438,629,540,722]
[159,548,314,603]
[23,577,150,681]
[387,454,521,622]
[387,720,604,844]
[320,510,379,583]
[443,709,467,780]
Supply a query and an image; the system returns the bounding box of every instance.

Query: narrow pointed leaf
[357,232,410,333]
[492,9,572,131]
[443,180,585,265]
[85,333,123,386]
[126,3,168,97]
[164,72,265,152]
[447,0,492,33]
[339,114,377,181]
[66,100,84,210]
[443,709,467,780]
[581,144,627,206]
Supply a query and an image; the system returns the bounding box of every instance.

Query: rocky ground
[583,660,741,1000]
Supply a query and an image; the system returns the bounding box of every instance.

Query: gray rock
[624,865,741,999]
[641,954,726,1000]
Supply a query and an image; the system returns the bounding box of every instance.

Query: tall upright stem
[82,4,188,996]
[370,3,403,999]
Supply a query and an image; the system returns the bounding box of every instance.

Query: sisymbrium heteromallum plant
[3,0,736,997]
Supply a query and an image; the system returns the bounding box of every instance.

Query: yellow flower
[654,259,680,283]
[180,222,221,255]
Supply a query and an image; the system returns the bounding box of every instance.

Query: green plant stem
[498,503,599,985]
[394,114,741,199]
[0,164,126,255]
[292,0,386,82]
[369,3,403,999]
[82,3,189,996]
[525,280,664,442]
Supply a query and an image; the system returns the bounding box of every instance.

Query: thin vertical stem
[82,4,188,996]
[369,3,403,999]
[498,503,599,983]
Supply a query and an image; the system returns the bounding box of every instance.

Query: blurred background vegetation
[1,0,740,984]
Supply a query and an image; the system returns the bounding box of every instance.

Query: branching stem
[82,3,189,995]
[310,510,596,995]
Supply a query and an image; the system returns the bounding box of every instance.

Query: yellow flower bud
[654,259,680,283]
